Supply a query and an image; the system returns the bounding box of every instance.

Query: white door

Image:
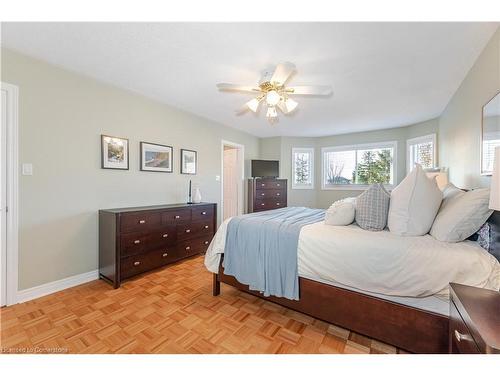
[1,89,7,306]
[223,147,239,220]
[221,141,244,221]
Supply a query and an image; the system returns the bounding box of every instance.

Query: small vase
[193,187,202,203]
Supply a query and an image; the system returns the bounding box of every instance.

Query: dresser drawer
[120,226,177,257]
[255,180,285,190]
[191,206,214,222]
[450,301,480,354]
[121,232,151,257]
[177,220,214,241]
[177,235,213,257]
[255,198,286,210]
[120,211,162,233]
[120,247,179,279]
[255,189,284,199]
[149,226,177,248]
[162,208,191,224]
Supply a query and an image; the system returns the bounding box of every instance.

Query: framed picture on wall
[140,142,173,173]
[180,149,197,174]
[101,135,129,170]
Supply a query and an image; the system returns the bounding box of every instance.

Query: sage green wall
[260,118,439,209]
[1,48,260,290]
[439,27,500,188]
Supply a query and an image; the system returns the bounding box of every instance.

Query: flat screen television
[251,160,279,178]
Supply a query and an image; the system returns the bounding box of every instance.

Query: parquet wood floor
[0,256,408,354]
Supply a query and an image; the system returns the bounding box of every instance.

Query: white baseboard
[16,269,99,304]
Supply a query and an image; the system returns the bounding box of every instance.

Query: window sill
[321,184,394,191]
[291,185,315,190]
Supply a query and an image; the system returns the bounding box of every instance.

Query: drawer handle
[185,229,191,233]
[276,203,280,206]
[162,253,168,258]
[261,183,265,187]
[276,193,280,196]
[185,246,191,250]
[133,261,141,266]
[454,330,471,343]
[162,234,169,238]
[139,220,146,224]
[175,215,181,219]
[201,211,207,215]
[261,203,265,206]
[204,225,209,229]
[204,241,209,245]
[134,240,141,244]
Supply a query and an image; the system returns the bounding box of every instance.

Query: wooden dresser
[248,178,287,212]
[449,283,500,354]
[99,202,216,288]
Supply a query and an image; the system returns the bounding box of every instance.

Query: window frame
[291,147,315,190]
[406,133,437,174]
[321,141,398,190]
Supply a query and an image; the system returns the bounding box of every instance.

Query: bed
[205,208,500,353]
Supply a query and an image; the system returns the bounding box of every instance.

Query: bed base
[213,259,449,354]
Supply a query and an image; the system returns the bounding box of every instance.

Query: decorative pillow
[430,188,493,242]
[325,197,356,226]
[388,164,443,236]
[486,211,500,262]
[440,183,464,204]
[477,223,491,251]
[355,184,390,231]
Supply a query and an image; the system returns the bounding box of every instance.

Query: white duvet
[205,219,500,299]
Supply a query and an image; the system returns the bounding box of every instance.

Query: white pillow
[325,198,356,226]
[388,164,443,236]
[430,187,493,242]
[439,183,465,210]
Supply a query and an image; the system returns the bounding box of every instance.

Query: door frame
[1,82,19,306]
[221,140,245,221]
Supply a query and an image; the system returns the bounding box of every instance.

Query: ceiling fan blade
[270,62,296,85]
[217,83,260,92]
[287,85,333,96]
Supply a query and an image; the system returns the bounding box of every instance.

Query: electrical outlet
[215,175,220,181]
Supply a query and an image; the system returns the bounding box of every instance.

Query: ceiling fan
[216,62,332,123]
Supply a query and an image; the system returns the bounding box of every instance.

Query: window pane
[324,150,356,185]
[408,135,435,173]
[414,142,433,169]
[483,139,500,172]
[355,148,393,184]
[294,151,312,185]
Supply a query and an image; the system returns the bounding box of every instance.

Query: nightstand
[449,283,500,354]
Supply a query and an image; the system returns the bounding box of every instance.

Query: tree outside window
[322,142,396,189]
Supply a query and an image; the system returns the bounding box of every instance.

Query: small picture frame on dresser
[180,149,197,174]
[101,135,129,170]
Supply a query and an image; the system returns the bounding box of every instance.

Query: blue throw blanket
[223,207,325,300]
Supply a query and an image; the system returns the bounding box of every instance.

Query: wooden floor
[1,255,408,354]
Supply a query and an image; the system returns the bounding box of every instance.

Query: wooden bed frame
[212,211,499,354]
[213,257,449,353]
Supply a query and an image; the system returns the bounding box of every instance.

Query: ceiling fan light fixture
[284,98,298,113]
[265,90,281,106]
[216,62,332,124]
[246,98,261,113]
[266,106,278,118]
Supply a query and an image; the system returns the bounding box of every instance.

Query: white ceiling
[1,22,498,137]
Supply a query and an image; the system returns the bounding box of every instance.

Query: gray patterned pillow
[355,184,391,231]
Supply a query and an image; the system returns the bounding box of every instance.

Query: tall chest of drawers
[99,202,216,288]
[248,178,287,212]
